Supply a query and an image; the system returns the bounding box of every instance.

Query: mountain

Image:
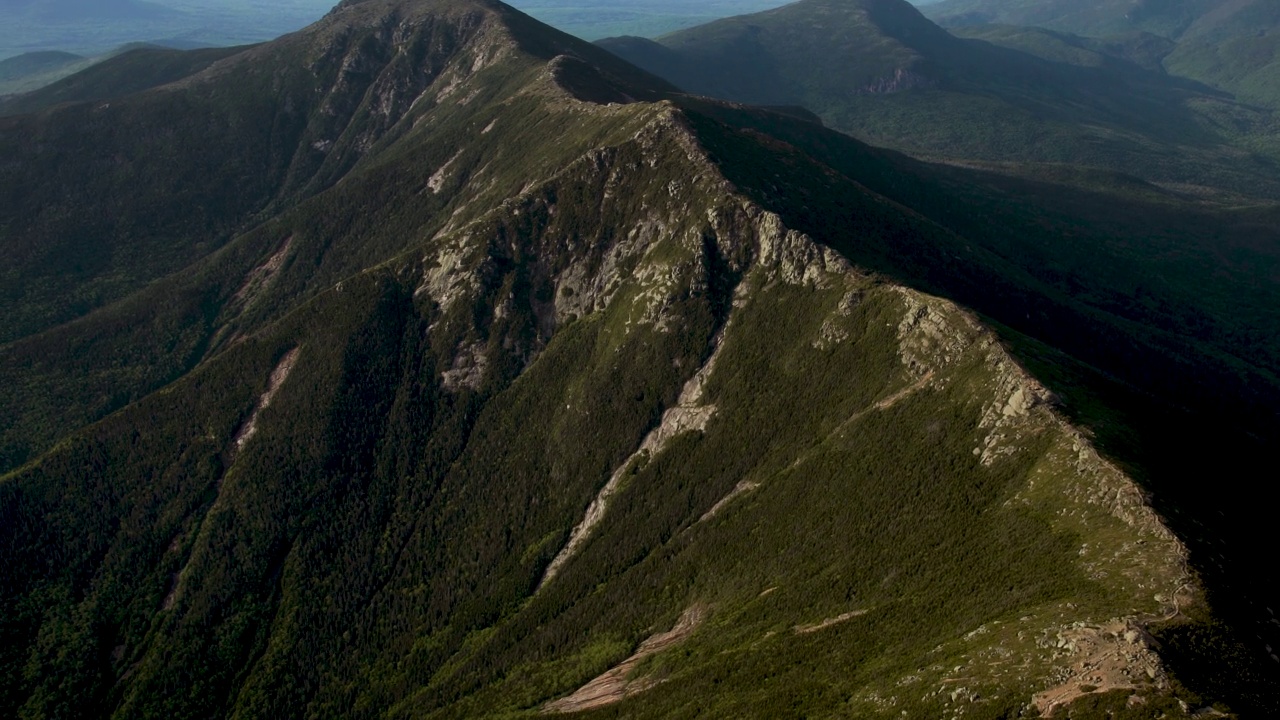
[0,45,248,116]
[2,0,1279,717]
[923,0,1276,42]
[922,0,1280,108]
[0,50,84,80]
[501,0,792,40]
[1164,30,1280,107]
[0,51,87,96]
[597,0,1280,198]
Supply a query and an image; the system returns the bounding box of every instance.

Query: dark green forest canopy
[598,0,1280,198]
[1,0,1278,718]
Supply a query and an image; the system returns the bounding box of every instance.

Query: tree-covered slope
[1164,29,1280,109]
[596,0,1280,197]
[0,45,249,117]
[0,94,1202,719]
[923,0,1278,42]
[921,0,1280,110]
[2,0,1279,717]
[0,51,87,96]
[0,0,669,350]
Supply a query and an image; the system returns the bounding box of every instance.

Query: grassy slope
[680,101,1280,716]
[0,43,318,348]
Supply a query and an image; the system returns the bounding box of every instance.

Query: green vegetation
[0,45,250,116]
[598,0,1280,198]
[921,0,1265,41]
[1,0,1278,718]
[1165,33,1280,109]
[922,0,1280,113]
[0,51,87,97]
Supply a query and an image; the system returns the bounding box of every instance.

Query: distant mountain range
[924,0,1277,41]
[0,0,790,60]
[922,0,1280,106]
[0,50,83,81]
[599,0,1280,198]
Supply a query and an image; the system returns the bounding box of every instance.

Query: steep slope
[597,0,1280,197]
[2,0,1278,718]
[0,0,669,350]
[0,0,675,473]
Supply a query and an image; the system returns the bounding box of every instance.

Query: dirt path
[874,369,935,411]
[543,606,704,714]
[794,609,868,634]
[1030,619,1169,717]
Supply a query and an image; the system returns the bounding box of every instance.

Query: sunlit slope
[0,97,1196,718]
[0,0,668,348]
[1,0,1278,717]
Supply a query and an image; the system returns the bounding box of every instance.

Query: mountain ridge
[1,0,1277,716]
[919,0,1280,108]
[597,0,1280,198]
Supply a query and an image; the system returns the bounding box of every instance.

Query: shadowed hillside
[924,0,1280,109]
[924,0,1276,42]
[598,0,1280,197]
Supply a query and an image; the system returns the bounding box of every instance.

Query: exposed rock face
[858,67,935,94]
[232,347,302,451]
[544,606,706,713]
[520,102,1192,716]
[0,2,1218,717]
[1033,619,1171,716]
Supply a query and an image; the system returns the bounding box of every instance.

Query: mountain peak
[760,0,954,42]
[600,0,952,106]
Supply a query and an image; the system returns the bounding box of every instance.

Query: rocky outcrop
[857,67,935,95]
[232,347,301,451]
